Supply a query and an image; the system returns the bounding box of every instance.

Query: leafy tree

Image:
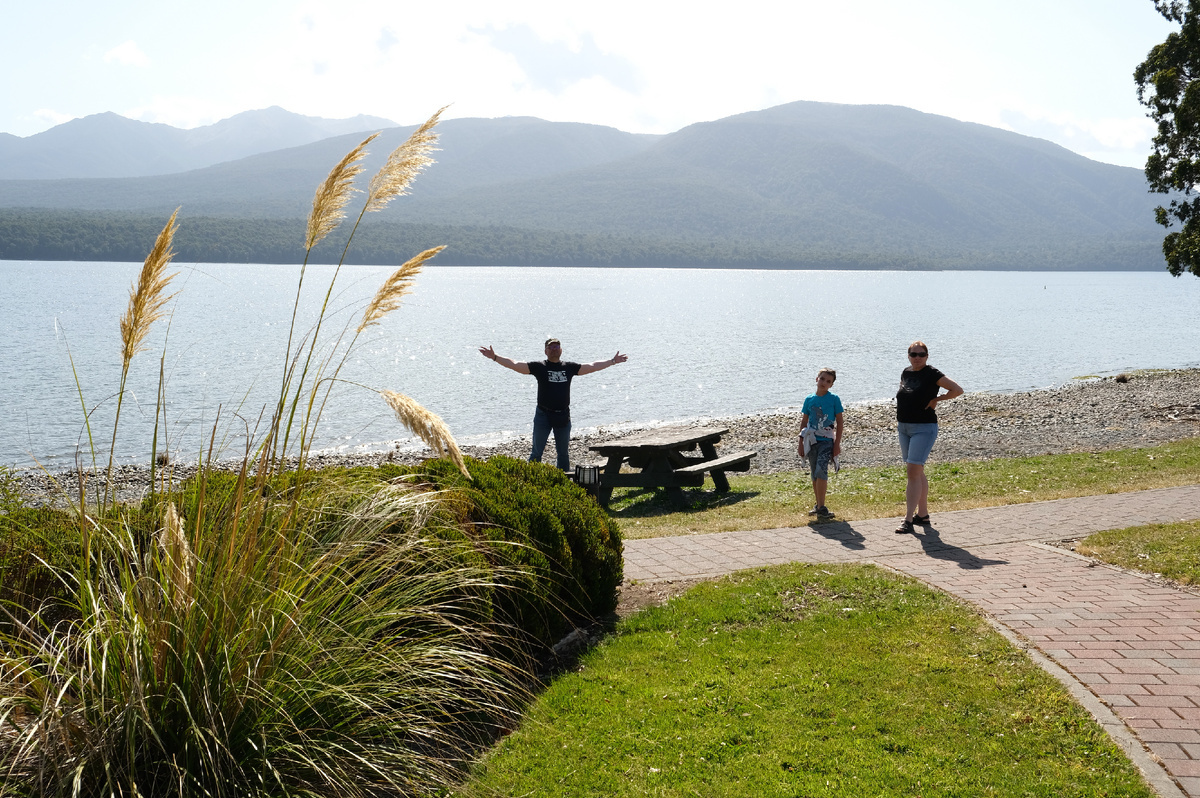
[1135,0,1200,276]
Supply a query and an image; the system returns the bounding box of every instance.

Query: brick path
[624,485,1200,797]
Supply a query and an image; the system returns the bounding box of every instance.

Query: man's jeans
[531,407,571,471]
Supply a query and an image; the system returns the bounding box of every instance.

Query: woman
[894,341,963,534]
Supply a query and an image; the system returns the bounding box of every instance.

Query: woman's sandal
[913,514,931,525]
[894,519,915,534]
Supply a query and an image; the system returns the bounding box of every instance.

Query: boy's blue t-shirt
[802,392,844,436]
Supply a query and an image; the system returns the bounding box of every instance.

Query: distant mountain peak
[0,108,399,180]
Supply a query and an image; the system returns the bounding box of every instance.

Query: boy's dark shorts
[807,438,835,480]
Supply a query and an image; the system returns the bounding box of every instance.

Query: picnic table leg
[700,441,732,492]
[597,455,623,506]
[647,452,690,507]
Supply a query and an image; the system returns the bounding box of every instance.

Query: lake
[2,262,1198,470]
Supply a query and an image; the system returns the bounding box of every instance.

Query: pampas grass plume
[159,502,195,609]
[358,246,445,333]
[365,106,447,213]
[306,133,378,251]
[120,208,180,367]
[381,390,469,478]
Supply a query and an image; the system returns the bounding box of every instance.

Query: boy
[797,367,844,519]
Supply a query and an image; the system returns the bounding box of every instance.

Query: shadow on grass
[606,486,760,519]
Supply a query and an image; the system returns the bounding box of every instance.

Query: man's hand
[479,345,497,361]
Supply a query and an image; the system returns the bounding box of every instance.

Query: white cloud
[103,40,150,68]
[32,108,73,128]
[474,23,642,95]
[123,96,241,130]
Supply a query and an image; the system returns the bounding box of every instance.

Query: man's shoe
[895,519,915,534]
[913,513,931,525]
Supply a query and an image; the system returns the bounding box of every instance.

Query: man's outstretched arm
[577,351,628,376]
[479,345,531,374]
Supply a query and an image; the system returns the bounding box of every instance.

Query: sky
[0,0,1178,168]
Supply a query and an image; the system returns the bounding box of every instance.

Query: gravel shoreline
[14,368,1200,506]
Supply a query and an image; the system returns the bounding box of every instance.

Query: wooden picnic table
[587,426,755,506]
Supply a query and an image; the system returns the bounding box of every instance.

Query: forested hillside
[0,102,1165,269]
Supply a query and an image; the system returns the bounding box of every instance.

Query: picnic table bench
[587,426,755,506]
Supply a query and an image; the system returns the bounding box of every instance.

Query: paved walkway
[625,485,1200,797]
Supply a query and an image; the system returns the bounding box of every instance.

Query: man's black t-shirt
[528,360,582,413]
[896,365,945,424]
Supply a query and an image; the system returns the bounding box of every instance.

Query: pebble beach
[13,368,1200,505]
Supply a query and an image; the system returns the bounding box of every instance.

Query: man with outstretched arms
[479,338,628,471]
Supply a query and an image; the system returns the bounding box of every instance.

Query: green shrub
[363,456,623,648]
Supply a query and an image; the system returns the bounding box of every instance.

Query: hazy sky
[0,0,1176,168]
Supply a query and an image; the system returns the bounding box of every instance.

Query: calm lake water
[2,262,1199,469]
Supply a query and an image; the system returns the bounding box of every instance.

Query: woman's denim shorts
[897,422,939,465]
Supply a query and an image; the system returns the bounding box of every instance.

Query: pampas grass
[119,208,180,368]
[108,208,180,509]
[0,481,524,797]
[358,246,445,333]
[305,133,378,252]
[158,502,194,610]
[382,390,468,478]
[276,110,467,474]
[366,107,445,213]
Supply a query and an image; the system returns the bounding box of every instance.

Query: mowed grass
[1078,519,1200,586]
[612,437,1200,539]
[464,564,1154,797]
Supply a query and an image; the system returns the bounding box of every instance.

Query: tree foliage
[1135,0,1200,276]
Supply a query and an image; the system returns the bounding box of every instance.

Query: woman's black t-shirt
[896,365,945,424]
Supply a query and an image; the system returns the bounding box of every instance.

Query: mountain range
[0,107,398,179]
[0,103,1165,269]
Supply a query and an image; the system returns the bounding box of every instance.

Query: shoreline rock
[13,368,1200,507]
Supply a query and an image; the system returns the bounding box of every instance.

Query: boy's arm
[833,412,844,456]
[797,413,810,455]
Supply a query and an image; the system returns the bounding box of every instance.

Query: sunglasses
[908,351,928,357]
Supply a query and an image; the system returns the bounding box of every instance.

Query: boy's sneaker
[817,506,834,519]
[808,505,822,516]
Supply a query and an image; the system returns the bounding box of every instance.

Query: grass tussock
[0,481,526,797]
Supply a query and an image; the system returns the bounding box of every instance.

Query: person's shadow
[910,522,1008,569]
[807,520,867,551]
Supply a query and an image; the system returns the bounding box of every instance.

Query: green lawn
[463,564,1154,797]
[611,438,1200,539]
[1078,519,1200,585]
